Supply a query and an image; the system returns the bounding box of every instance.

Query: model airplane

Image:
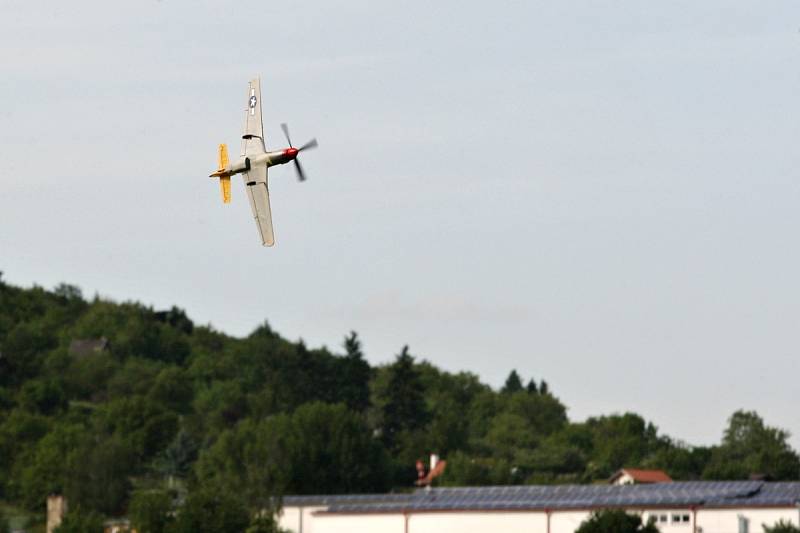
[210,78,317,246]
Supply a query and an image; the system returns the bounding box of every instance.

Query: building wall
[613,472,635,485]
[641,509,695,532]
[46,495,67,533]
[550,510,590,533]
[279,505,800,533]
[278,506,327,533]
[697,508,799,533]
[409,511,547,533]
[304,513,405,533]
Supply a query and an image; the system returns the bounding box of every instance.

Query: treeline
[0,274,798,528]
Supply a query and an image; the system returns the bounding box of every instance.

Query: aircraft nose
[284,147,299,159]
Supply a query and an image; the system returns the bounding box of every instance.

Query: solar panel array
[297,482,800,514]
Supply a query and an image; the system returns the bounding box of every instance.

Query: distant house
[609,468,672,485]
[68,337,109,358]
[103,518,133,533]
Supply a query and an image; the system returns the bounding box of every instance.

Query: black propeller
[280,123,317,182]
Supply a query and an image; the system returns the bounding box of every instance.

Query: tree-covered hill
[0,273,797,527]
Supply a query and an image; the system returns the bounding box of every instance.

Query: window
[659,514,668,523]
[671,513,691,524]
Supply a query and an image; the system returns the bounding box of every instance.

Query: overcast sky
[2,1,799,450]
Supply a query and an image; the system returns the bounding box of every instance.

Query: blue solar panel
[311,482,800,514]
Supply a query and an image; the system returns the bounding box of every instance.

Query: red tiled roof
[611,468,673,484]
[416,460,447,486]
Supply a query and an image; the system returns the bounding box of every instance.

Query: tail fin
[215,144,231,203]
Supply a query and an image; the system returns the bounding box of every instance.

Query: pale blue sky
[2,1,799,450]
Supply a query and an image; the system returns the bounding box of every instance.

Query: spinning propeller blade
[299,138,318,152]
[294,159,306,182]
[280,123,293,147]
[281,123,318,182]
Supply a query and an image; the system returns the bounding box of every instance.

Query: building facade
[278,482,800,533]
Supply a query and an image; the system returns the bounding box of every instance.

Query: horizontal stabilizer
[219,176,231,204]
[218,143,229,170]
[210,143,230,177]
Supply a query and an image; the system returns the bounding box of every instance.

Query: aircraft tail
[219,176,231,204]
[210,144,231,203]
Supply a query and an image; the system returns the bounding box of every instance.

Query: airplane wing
[241,78,266,157]
[243,166,275,246]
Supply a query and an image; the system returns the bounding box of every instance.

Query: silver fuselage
[223,149,295,177]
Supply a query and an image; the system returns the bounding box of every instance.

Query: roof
[68,337,109,358]
[417,460,447,486]
[610,468,673,484]
[282,482,800,514]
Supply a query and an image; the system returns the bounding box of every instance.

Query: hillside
[0,273,797,528]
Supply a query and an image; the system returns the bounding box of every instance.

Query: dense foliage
[576,510,660,533]
[0,274,798,526]
[764,520,800,533]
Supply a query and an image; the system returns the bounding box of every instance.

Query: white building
[278,481,800,533]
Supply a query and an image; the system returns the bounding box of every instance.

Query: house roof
[283,482,800,514]
[610,468,673,484]
[417,460,447,486]
[68,337,109,358]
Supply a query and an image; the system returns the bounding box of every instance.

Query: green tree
[576,509,659,533]
[439,451,520,486]
[245,513,284,533]
[169,486,250,533]
[505,390,567,437]
[196,402,389,501]
[193,380,249,432]
[152,429,198,485]
[703,410,800,480]
[764,520,800,533]
[0,408,51,501]
[582,413,661,478]
[53,506,105,533]
[0,321,56,386]
[539,380,550,395]
[379,346,430,451]
[19,421,84,509]
[338,331,372,412]
[285,402,390,494]
[62,351,120,402]
[526,433,587,481]
[65,435,135,515]
[501,370,523,394]
[129,489,173,533]
[484,412,537,462]
[148,366,193,414]
[414,365,487,456]
[0,508,8,533]
[643,440,711,480]
[53,283,83,302]
[102,395,178,461]
[18,378,67,415]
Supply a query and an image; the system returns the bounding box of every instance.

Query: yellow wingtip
[220,176,231,204]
